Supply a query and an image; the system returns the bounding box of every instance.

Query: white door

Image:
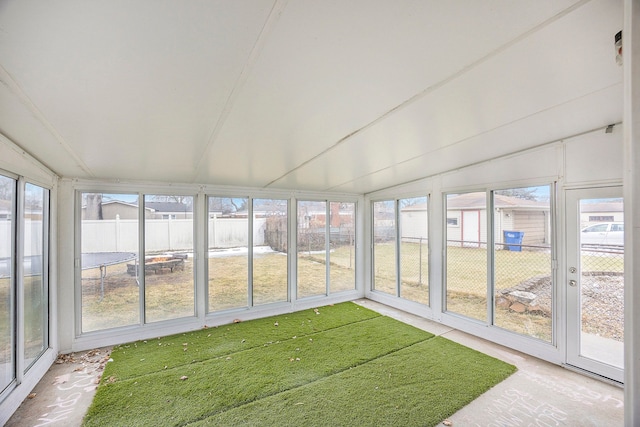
[462,210,481,247]
[566,187,624,383]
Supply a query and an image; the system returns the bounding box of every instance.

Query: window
[1,177,51,390]
[493,186,552,342]
[297,201,327,299]
[207,196,249,312]
[445,192,487,321]
[80,193,139,332]
[329,202,356,293]
[80,193,196,331]
[399,197,429,305]
[0,175,15,393]
[252,198,288,306]
[372,200,396,295]
[447,217,458,226]
[297,201,356,299]
[372,197,429,304]
[23,183,49,370]
[144,195,194,323]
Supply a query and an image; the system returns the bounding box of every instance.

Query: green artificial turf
[83,302,516,427]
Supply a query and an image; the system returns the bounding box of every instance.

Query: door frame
[565,186,624,383]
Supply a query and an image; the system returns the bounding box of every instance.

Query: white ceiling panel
[0,0,624,194]
[0,0,275,182]
[194,0,583,187]
[271,0,623,192]
[330,83,623,193]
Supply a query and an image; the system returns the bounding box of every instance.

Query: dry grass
[7,243,621,343]
[1,275,47,364]
[81,247,357,332]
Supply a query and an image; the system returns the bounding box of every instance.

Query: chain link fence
[580,246,624,341]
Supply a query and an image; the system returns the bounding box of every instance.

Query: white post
[115,214,120,252]
[624,0,640,424]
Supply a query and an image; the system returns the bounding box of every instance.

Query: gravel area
[581,273,624,341]
[500,272,624,342]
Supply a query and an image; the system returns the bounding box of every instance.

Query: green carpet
[83,302,516,427]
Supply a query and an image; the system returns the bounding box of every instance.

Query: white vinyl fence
[0,220,43,258]
[80,217,267,253]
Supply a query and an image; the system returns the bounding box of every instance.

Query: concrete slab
[5,348,111,427]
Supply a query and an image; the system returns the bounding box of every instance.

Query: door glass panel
[297,201,327,299]
[144,195,194,323]
[372,201,396,295]
[329,202,356,293]
[446,192,487,321]
[208,197,248,312]
[81,193,139,332]
[253,199,288,305]
[23,183,47,369]
[493,186,552,341]
[579,197,624,368]
[399,197,429,305]
[0,175,15,391]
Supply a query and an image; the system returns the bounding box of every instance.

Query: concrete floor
[6,300,624,426]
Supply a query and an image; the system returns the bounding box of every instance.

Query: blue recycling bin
[503,231,524,252]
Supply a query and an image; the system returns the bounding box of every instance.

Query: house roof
[145,202,191,213]
[443,193,549,211]
[580,201,624,213]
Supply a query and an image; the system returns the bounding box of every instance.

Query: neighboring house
[82,200,191,220]
[579,201,623,228]
[401,194,550,248]
[297,201,352,229]
[145,202,193,219]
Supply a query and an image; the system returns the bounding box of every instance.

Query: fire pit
[127,254,186,276]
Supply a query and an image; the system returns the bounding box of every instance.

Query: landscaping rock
[509,302,526,313]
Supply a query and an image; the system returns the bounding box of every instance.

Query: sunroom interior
[1,0,639,424]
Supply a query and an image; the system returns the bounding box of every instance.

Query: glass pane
[208,197,248,312]
[144,196,195,323]
[329,202,355,293]
[446,192,487,321]
[399,196,429,305]
[81,193,139,332]
[373,200,396,295]
[493,186,552,341]
[0,176,15,391]
[297,201,327,299]
[579,197,623,368]
[24,183,47,369]
[253,199,288,305]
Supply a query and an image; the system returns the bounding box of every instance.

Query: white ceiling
[0,0,623,194]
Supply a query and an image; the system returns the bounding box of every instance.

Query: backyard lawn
[75,243,624,342]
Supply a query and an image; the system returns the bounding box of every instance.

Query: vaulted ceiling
[0,0,623,194]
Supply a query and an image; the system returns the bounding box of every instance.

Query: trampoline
[82,252,138,300]
[0,255,45,278]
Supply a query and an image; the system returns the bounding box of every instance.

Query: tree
[208,197,247,215]
[85,193,103,220]
[0,176,15,201]
[495,188,540,201]
[149,195,193,208]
